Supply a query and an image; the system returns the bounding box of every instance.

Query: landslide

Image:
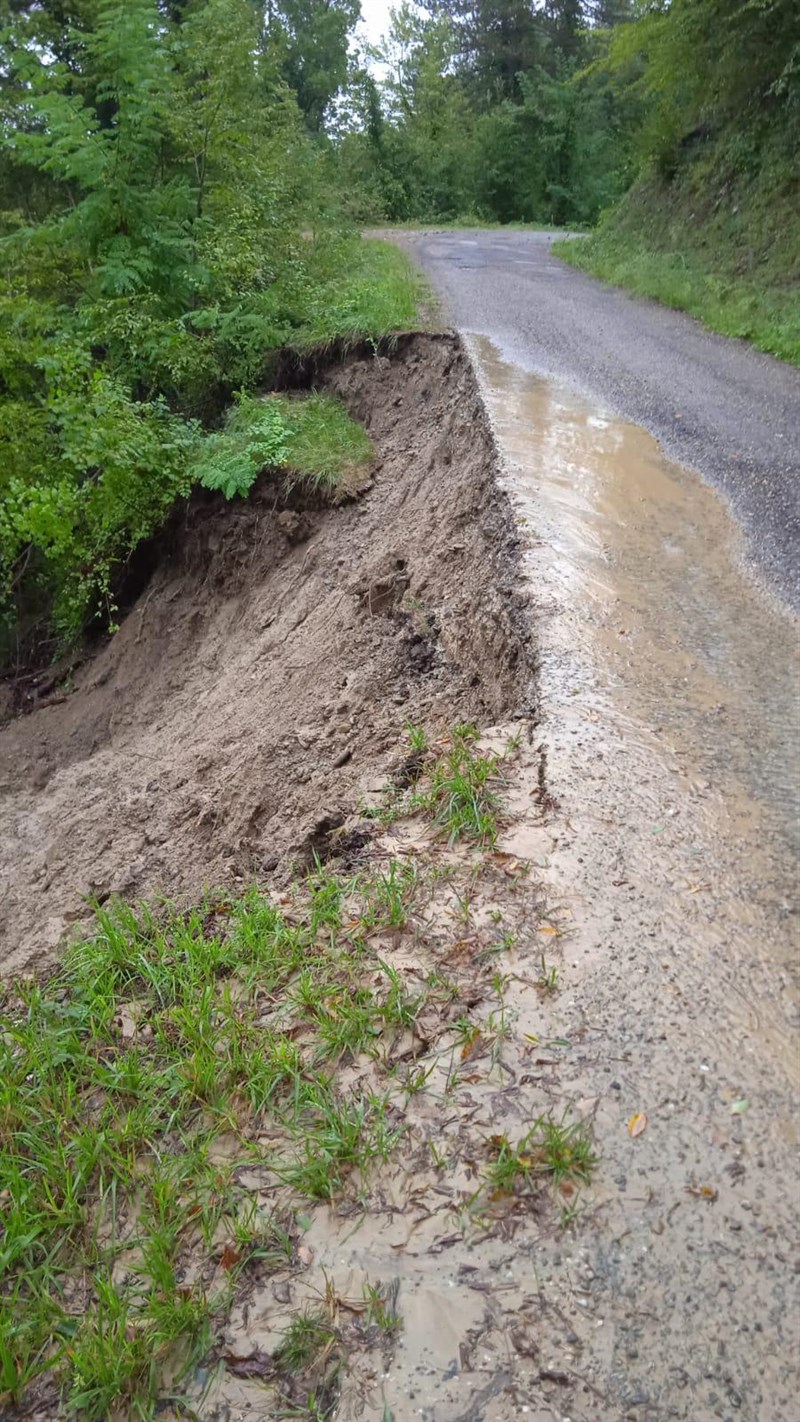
[0,333,535,974]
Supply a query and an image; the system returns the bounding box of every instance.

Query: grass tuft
[281,392,373,492]
[411,724,502,846]
[484,1113,595,1199]
[0,862,427,1416]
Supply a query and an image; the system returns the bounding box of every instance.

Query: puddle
[471,334,800,1081]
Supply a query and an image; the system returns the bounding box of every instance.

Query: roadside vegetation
[3,3,797,672]
[554,4,800,364]
[0,727,590,1418]
[0,1,420,671]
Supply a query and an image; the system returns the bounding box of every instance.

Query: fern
[195,397,290,499]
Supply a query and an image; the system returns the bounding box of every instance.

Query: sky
[356,0,396,50]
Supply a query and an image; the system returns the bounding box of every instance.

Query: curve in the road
[405,229,800,612]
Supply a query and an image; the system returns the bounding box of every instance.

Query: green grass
[484,1114,595,1199]
[556,231,800,364]
[194,388,373,501]
[282,393,373,490]
[535,955,559,994]
[291,237,426,348]
[274,1309,339,1374]
[0,863,427,1418]
[554,142,800,365]
[411,723,502,847]
[364,724,507,845]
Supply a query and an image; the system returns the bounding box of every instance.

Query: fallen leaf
[730,1098,749,1115]
[219,1243,241,1272]
[686,1184,718,1202]
[115,1006,138,1041]
[224,1349,273,1380]
[461,1029,483,1062]
[628,1112,648,1138]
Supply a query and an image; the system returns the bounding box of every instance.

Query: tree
[264,0,360,130]
[544,0,583,60]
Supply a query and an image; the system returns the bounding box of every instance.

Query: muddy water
[472,334,800,1075]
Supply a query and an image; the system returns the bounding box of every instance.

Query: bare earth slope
[0,335,533,974]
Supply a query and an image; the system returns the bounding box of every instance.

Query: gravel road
[404,229,800,611]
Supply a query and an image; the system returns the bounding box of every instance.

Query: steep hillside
[558,125,800,362]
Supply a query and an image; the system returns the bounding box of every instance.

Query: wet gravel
[403,229,800,612]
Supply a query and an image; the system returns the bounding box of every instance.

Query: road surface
[404,228,800,610]
[394,227,800,1419]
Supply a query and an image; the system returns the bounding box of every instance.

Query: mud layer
[0,334,534,974]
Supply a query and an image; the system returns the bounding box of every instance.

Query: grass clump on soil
[368,723,505,847]
[0,865,426,1417]
[282,393,374,489]
[195,390,373,501]
[484,1115,595,1199]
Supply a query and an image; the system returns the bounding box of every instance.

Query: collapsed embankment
[0,333,535,974]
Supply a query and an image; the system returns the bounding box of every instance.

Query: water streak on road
[472,334,799,1081]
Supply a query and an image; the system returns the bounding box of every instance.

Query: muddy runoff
[1,332,798,1422]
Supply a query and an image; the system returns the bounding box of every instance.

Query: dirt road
[404,229,800,611]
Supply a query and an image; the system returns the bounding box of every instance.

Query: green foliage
[336,1,640,225]
[0,0,417,667]
[195,397,289,499]
[335,0,798,262]
[195,391,373,500]
[268,0,361,131]
[555,0,800,364]
[0,326,198,643]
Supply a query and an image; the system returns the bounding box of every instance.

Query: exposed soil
[3,327,799,1422]
[0,334,534,975]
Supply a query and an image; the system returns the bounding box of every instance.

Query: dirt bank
[0,334,535,975]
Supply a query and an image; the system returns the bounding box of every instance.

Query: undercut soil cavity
[0,334,535,974]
